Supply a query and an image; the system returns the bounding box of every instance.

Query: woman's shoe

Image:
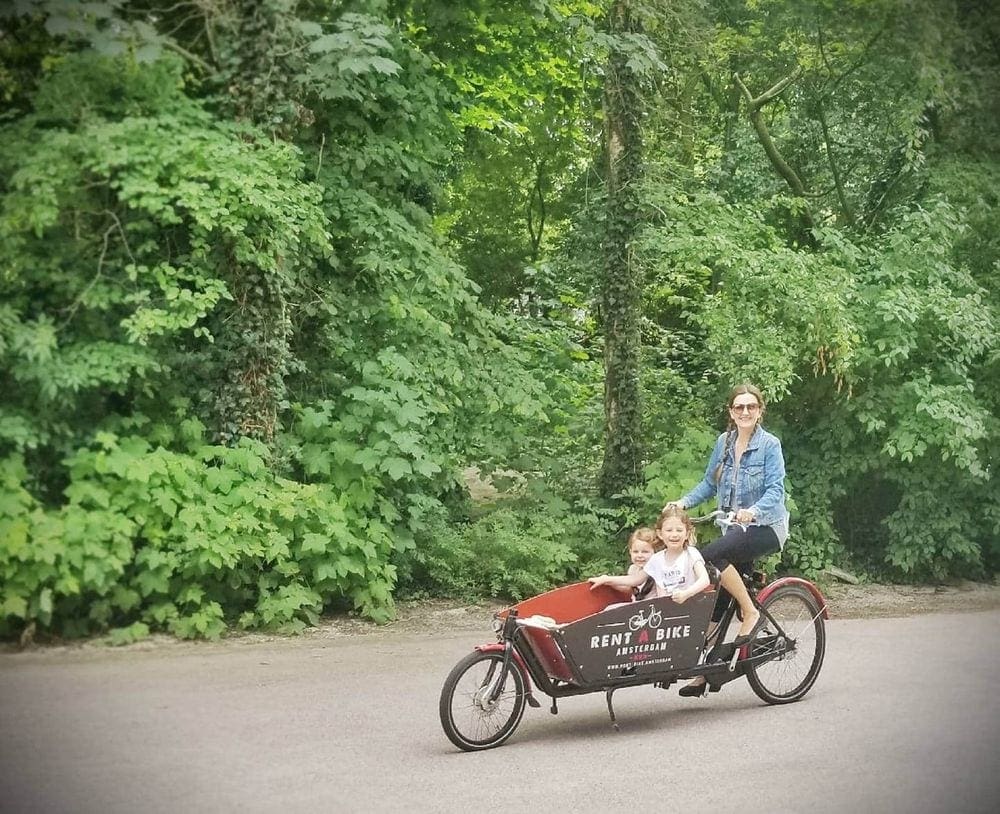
[678,681,707,698]
[732,614,764,647]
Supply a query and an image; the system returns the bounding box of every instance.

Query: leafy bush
[394,486,628,602]
[0,428,399,640]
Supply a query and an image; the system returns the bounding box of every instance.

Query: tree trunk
[210,255,290,447]
[599,0,644,499]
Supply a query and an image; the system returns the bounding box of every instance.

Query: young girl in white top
[590,507,710,604]
[644,506,710,602]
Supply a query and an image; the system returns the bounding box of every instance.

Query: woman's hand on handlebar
[733,507,756,524]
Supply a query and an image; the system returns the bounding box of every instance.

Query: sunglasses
[730,402,760,413]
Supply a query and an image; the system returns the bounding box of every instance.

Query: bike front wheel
[439,651,527,751]
[746,585,826,704]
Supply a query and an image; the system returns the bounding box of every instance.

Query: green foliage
[639,167,859,397]
[0,52,331,457]
[396,508,576,601]
[0,12,563,640]
[828,203,995,578]
[2,1,169,66]
[623,0,1000,582]
[633,423,719,512]
[405,1,603,302]
[0,424,399,639]
[106,621,150,646]
[768,198,998,580]
[2,0,998,647]
[32,49,189,123]
[394,488,627,602]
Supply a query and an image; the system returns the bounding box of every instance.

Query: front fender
[474,642,538,698]
[757,576,829,619]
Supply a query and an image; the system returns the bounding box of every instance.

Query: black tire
[439,651,527,751]
[746,585,826,704]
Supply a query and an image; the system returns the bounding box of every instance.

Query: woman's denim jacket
[680,425,788,544]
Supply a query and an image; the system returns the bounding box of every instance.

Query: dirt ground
[6,578,999,655]
[205,577,1000,644]
[322,577,1000,638]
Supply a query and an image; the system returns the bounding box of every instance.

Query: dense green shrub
[394,489,628,603]
[0,425,399,640]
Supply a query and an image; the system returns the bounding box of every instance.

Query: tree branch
[734,70,816,234]
[163,39,212,71]
[816,101,855,225]
[738,66,802,111]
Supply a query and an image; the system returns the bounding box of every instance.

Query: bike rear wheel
[439,651,527,751]
[746,585,825,704]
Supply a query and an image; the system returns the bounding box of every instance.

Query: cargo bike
[439,540,828,751]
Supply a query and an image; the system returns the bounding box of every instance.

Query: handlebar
[691,509,737,524]
[690,509,753,531]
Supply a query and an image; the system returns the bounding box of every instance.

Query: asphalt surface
[1,611,998,813]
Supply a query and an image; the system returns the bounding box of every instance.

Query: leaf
[382,456,412,480]
[2,595,28,619]
[297,20,323,37]
[205,467,238,494]
[308,33,349,54]
[352,447,381,472]
[0,520,29,555]
[300,445,332,476]
[301,533,328,554]
[413,458,442,478]
[108,622,151,646]
[370,56,401,75]
[38,588,53,616]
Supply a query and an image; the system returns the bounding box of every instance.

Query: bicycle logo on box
[628,604,662,632]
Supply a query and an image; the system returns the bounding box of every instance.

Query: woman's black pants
[701,524,780,622]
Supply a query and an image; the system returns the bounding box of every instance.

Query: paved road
[1,611,998,813]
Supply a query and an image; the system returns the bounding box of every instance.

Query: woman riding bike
[665,383,788,697]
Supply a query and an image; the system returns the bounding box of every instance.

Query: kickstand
[605,689,620,731]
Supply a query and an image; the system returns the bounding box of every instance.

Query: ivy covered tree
[598,0,648,498]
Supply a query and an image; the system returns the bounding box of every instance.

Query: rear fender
[757,577,829,619]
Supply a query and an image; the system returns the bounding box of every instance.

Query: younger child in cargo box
[625,526,658,601]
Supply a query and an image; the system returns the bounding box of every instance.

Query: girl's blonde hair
[628,526,659,552]
[656,505,697,548]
